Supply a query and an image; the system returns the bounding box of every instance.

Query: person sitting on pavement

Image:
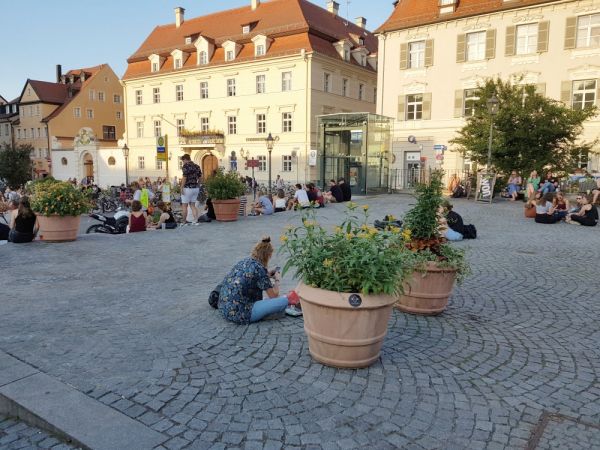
[128,200,148,233]
[566,194,598,226]
[7,197,39,243]
[535,193,558,224]
[198,198,217,222]
[524,191,542,218]
[526,170,541,200]
[507,171,522,201]
[149,201,177,229]
[0,199,20,241]
[306,183,324,208]
[338,177,352,202]
[252,191,274,216]
[217,236,300,324]
[591,179,600,205]
[323,179,343,204]
[552,192,569,220]
[441,200,476,239]
[287,184,310,210]
[539,171,559,195]
[274,189,287,213]
[438,206,463,241]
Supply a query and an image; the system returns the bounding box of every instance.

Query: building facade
[0,97,18,148]
[122,0,378,186]
[376,0,600,184]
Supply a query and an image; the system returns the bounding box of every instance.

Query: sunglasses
[576,197,582,200]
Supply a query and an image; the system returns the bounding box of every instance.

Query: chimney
[251,0,260,10]
[355,17,367,29]
[56,64,62,83]
[327,1,339,15]
[174,7,185,28]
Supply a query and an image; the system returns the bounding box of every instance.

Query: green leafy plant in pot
[279,203,414,368]
[204,169,246,221]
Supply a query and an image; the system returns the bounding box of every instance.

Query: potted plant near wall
[30,179,91,242]
[397,170,469,315]
[204,169,246,222]
[279,204,414,368]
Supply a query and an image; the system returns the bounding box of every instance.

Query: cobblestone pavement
[0,415,78,449]
[0,196,599,449]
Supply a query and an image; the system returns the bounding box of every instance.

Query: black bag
[208,284,221,309]
[452,185,466,198]
[462,224,477,239]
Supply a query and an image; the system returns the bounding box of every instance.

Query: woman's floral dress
[218,257,273,324]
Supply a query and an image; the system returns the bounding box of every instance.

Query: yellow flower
[334,226,342,234]
[345,233,353,240]
[361,224,369,231]
[402,228,412,241]
[362,205,369,211]
[323,258,333,268]
[357,232,370,239]
[280,235,288,242]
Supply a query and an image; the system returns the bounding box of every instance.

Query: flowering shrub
[279,203,414,295]
[30,180,92,217]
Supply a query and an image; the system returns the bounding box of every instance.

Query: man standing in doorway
[180,154,202,223]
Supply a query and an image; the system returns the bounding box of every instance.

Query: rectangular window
[256,114,266,134]
[4,124,8,136]
[43,127,47,138]
[227,79,236,97]
[282,72,292,91]
[408,40,426,68]
[86,109,94,119]
[89,90,95,101]
[153,87,160,103]
[177,118,185,136]
[256,44,265,56]
[175,84,184,101]
[572,79,597,109]
[258,155,266,171]
[242,25,250,34]
[466,31,486,61]
[156,158,163,170]
[17,129,21,139]
[200,82,209,99]
[73,107,81,118]
[282,112,293,133]
[463,89,479,117]
[138,156,145,169]
[201,117,210,132]
[98,91,105,102]
[406,94,423,120]
[516,23,538,55]
[374,87,377,103]
[174,58,182,69]
[31,128,34,139]
[282,155,292,172]
[256,74,266,94]
[113,94,121,103]
[37,128,41,138]
[199,51,208,65]
[577,14,600,48]
[359,84,364,101]
[152,62,159,72]
[342,78,348,97]
[36,105,40,116]
[226,50,234,61]
[136,121,144,138]
[228,116,237,135]
[324,73,331,92]
[154,120,162,137]
[103,126,116,140]
[135,89,143,105]
[116,111,122,120]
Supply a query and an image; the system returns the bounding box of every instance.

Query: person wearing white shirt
[287,184,310,210]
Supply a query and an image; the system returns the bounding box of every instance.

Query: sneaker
[285,305,303,317]
[287,290,300,306]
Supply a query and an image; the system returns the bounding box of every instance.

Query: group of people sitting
[0,196,39,244]
[526,191,598,226]
[506,170,560,201]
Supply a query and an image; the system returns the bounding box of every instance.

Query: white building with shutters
[375,0,600,180]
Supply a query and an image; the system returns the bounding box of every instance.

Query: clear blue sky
[1,0,394,101]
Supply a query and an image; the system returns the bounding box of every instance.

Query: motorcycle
[86,209,129,234]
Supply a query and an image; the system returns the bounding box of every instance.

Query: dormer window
[439,0,457,14]
[175,58,182,69]
[149,53,165,73]
[195,36,215,66]
[222,40,242,62]
[243,25,251,34]
[226,50,234,61]
[152,63,159,72]
[344,49,350,61]
[251,34,273,57]
[185,36,192,45]
[256,44,265,56]
[170,49,188,70]
[359,37,365,46]
[199,51,208,65]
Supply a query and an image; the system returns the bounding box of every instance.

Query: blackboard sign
[475,173,497,204]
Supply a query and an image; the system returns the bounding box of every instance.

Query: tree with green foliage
[0,143,33,188]
[450,78,597,177]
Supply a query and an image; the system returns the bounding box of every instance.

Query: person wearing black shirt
[338,177,352,202]
[324,179,344,203]
[8,197,38,243]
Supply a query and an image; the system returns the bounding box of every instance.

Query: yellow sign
[157,135,168,161]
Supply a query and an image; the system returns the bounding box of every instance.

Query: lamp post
[486,95,499,169]
[266,132,274,194]
[122,143,130,186]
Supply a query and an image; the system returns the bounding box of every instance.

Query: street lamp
[266,132,274,194]
[122,143,130,186]
[486,95,499,169]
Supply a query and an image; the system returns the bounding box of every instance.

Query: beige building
[376,0,600,185]
[14,64,124,182]
[0,97,18,148]
[122,0,378,185]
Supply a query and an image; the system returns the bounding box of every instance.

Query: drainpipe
[303,49,309,184]
[46,123,51,176]
[379,33,387,115]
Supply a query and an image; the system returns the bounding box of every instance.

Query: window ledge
[570,47,600,60]
[461,61,487,72]
[511,54,540,66]
[403,68,427,78]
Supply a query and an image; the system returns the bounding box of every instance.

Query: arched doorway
[83,153,94,179]
[202,153,219,178]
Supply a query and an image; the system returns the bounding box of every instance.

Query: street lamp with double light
[122,143,130,186]
[266,132,274,194]
[486,95,499,169]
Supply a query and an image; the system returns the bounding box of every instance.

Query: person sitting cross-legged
[251,191,274,216]
[287,184,310,210]
[149,201,177,229]
[534,193,558,224]
[566,194,598,226]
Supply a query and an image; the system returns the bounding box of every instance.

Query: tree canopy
[450,78,597,177]
[0,143,33,188]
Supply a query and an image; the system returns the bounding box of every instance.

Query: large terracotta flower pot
[212,199,241,222]
[37,215,81,242]
[296,282,396,368]
[396,262,457,315]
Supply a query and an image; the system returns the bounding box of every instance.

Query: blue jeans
[541,182,555,194]
[445,228,463,241]
[250,296,288,322]
[507,184,520,195]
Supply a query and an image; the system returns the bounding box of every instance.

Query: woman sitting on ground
[274,189,287,213]
[535,193,558,224]
[306,183,324,207]
[198,198,217,222]
[150,201,177,229]
[526,170,541,200]
[507,171,522,201]
[524,191,542,218]
[566,195,598,226]
[552,192,569,220]
[217,237,299,324]
[252,191,274,216]
[323,179,343,204]
[128,200,148,233]
[7,197,38,243]
[438,206,463,241]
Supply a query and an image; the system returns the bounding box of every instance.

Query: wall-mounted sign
[405,152,420,162]
[156,135,168,161]
[309,150,318,166]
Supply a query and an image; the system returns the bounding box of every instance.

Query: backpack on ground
[452,184,466,198]
[208,284,221,309]
[462,224,477,239]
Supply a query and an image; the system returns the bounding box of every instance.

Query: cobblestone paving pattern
[0,415,78,449]
[535,415,600,449]
[0,196,599,449]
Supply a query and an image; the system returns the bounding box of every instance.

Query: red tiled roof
[376,0,560,33]
[26,80,70,105]
[124,0,376,80]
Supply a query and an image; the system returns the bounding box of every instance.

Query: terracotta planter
[296,282,396,368]
[37,215,81,242]
[212,199,241,222]
[396,262,457,315]
[524,206,536,218]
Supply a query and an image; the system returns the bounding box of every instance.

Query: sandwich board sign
[475,172,497,204]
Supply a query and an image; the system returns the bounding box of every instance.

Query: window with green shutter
[537,21,550,52]
[505,25,516,56]
[485,29,496,59]
[424,39,434,67]
[422,93,432,120]
[560,80,572,106]
[564,17,577,49]
[400,43,408,70]
[456,34,466,63]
